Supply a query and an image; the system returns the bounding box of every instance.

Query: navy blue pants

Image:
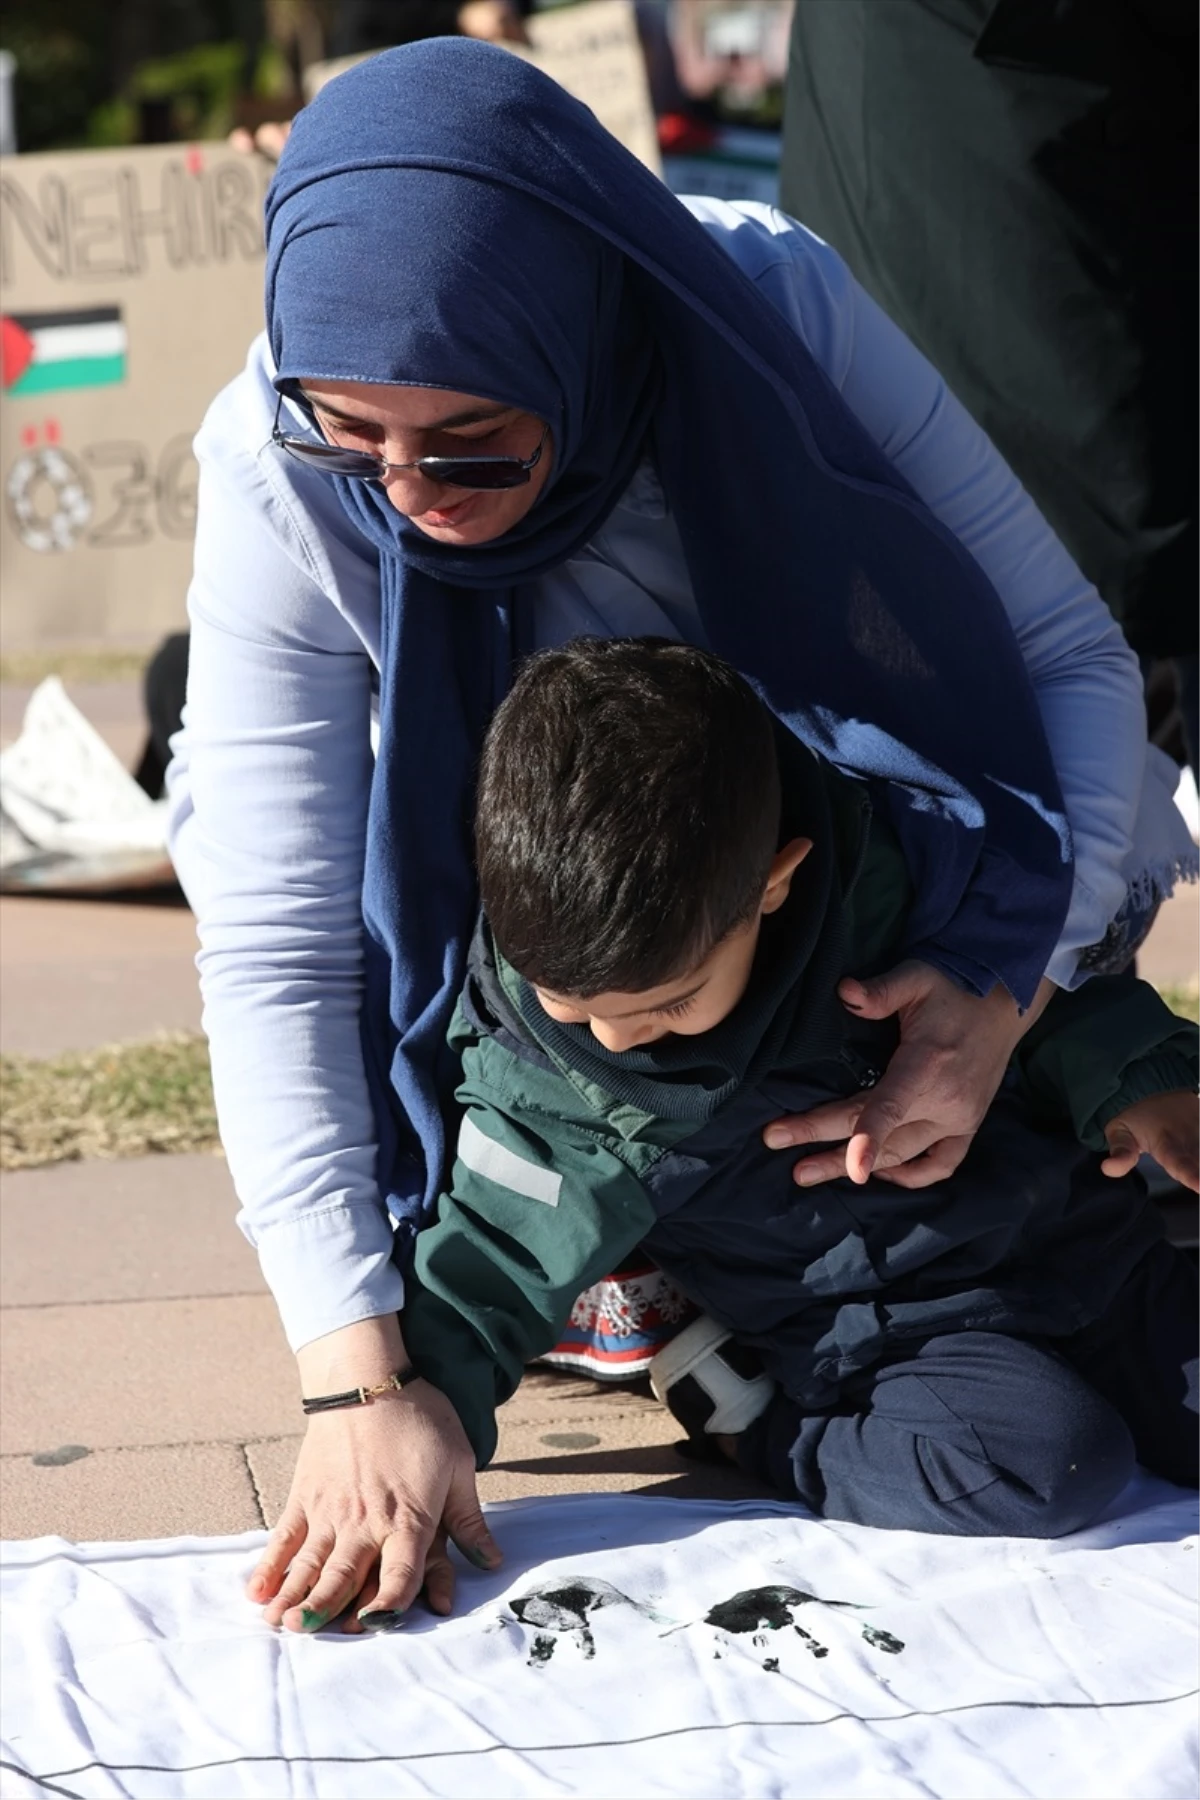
[739,1241,1198,1537]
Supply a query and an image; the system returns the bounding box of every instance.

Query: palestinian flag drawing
[1,307,127,397]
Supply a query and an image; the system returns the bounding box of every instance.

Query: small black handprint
[507,1576,665,1667]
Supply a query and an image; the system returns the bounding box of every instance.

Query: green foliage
[118,40,252,143]
[0,0,114,151]
[1,0,283,151]
[84,98,139,149]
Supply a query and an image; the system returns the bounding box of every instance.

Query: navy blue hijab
[265,40,1072,1257]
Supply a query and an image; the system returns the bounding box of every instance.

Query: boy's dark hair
[475,637,782,996]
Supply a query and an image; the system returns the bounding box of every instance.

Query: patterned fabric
[1076,895,1160,977]
[535,1257,699,1381]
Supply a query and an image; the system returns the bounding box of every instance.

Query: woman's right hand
[246,1318,502,1633]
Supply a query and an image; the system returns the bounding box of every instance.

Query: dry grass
[0,985,1194,1173]
[0,1033,219,1171]
[0,649,152,686]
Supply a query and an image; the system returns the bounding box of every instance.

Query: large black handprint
[706,1585,904,1658]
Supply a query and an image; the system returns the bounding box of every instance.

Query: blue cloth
[263,40,1073,1259]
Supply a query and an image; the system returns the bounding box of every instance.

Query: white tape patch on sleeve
[457,1113,562,1207]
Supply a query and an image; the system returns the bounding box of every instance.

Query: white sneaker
[649,1315,775,1437]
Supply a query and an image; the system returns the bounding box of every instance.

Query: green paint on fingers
[300,1606,330,1632]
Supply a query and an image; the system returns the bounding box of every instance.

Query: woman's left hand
[763,961,1055,1190]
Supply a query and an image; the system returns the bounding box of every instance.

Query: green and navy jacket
[404,737,1198,1467]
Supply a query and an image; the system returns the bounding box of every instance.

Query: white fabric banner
[2,1481,1196,1799]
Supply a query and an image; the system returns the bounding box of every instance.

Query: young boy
[403,638,1198,1536]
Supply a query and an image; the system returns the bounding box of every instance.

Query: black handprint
[508,1576,664,1666]
[705,1585,904,1658]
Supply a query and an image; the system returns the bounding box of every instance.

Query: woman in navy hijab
[168,40,1188,1632]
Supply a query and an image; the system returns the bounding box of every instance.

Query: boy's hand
[764,962,1055,1189]
[1102,1091,1199,1193]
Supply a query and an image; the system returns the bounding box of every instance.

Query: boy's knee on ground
[756,1333,1138,1537]
[912,1397,1136,1539]
[941,1335,1139,1534]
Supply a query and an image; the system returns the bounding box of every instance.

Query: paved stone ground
[0,893,203,1056]
[0,1149,761,1539]
[1,679,1195,1545]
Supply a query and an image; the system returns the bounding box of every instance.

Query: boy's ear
[760,837,813,915]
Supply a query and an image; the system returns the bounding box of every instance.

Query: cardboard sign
[511,0,661,174]
[306,0,661,174]
[2,3,658,652]
[0,143,271,650]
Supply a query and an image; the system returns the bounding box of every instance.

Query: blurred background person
[667,0,792,127]
[779,0,1198,776]
[328,0,530,54]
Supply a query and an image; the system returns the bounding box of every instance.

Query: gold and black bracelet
[301,1364,419,1416]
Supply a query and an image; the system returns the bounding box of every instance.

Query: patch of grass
[1156,981,1199,1024]
[0,649,152,686]
[0,1034,219,1171]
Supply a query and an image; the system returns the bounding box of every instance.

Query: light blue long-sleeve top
[168,200,1150,1353]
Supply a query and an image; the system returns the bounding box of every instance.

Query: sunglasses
[271,392,549,491]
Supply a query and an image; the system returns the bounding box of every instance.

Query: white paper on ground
[0,677,165,864]
[1,1479,1196,1800]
